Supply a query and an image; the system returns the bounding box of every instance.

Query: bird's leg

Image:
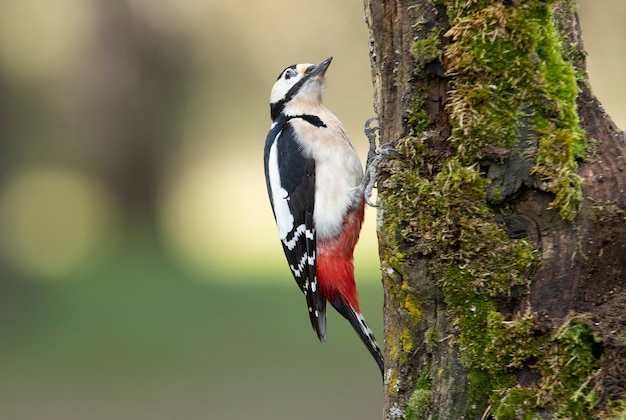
[362,117,395,207]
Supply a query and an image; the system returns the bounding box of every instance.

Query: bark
[364,1,626,418]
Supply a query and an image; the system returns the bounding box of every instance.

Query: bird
[263,56,384,376]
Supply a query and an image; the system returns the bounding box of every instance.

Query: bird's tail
[330,296,384,377]
[308,296,327,342]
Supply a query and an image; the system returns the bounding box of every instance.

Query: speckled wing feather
[264,119,326,340]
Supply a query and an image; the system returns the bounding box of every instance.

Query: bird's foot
[362,117,395,207]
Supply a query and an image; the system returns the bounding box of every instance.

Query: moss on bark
[374,0,625,417]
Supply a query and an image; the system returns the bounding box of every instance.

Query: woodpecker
[263,57,384,376]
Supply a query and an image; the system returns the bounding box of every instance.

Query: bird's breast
[290,115,363,240]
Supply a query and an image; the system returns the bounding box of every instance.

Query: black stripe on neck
[273,113,327,128]
[293,114,326,128]
[270,100,285,121]
[269,75,312,120]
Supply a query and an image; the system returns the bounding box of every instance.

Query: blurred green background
[0,1,623,419]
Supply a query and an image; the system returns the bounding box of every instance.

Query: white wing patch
[267,135,294,240]
[282,223,314,251]
[290,253,309,278]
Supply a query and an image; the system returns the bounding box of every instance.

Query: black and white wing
[264,121,326,340]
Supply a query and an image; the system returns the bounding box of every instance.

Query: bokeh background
[0,1,623,419]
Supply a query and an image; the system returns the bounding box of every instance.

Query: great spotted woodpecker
[263,57,384,376]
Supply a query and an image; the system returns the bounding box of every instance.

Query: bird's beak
[307,57,333,80]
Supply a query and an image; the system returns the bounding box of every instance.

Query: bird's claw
[362,118,395,207]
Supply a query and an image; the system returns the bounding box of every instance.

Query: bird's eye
[284,69,296,80]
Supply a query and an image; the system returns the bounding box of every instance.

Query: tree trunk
[364,1,626,418]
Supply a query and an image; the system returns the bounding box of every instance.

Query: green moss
[430,0,592,413]
[405,364,433,420]
[602,399,626,419]
[537,316,603,417]
[445,0,586,220]
[411,27,442,69]
[407,96,431,136]
[379,0,601,417]
[464,316,604,418]
[473,311,542,372]
[405,389,433,420]
[381,137,540,412]
[461,310,543,411]
[495,387,541,419]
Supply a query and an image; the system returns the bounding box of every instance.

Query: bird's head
[269,57,332,120]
